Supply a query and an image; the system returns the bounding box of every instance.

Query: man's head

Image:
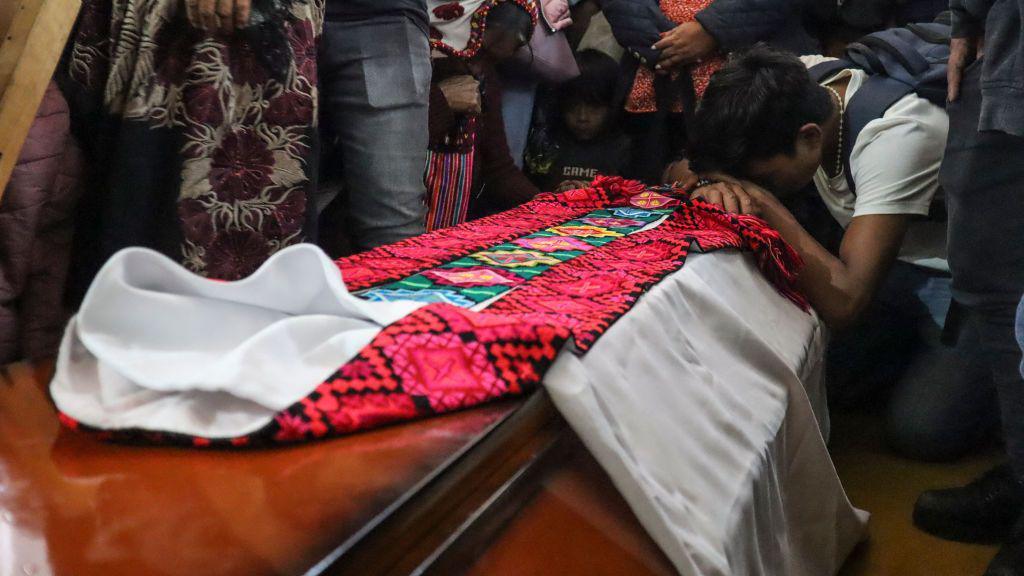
[689,45,835,196]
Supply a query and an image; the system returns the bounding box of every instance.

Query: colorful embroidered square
[358,205,672,308]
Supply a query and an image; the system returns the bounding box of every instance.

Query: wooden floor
[833,409,1001,576]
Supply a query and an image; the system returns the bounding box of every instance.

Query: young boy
[525,49,631,192]
[687,45,992,464]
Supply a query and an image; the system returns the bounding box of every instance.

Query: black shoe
[986,516,1024,575]
[913,464,1024,544]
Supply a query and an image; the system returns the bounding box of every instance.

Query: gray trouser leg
[320,16,429,249]
[942,61,1024,479]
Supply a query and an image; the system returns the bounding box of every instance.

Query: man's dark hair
[688,44,833,174]
[486,2,536,44]
[558,49,622,109]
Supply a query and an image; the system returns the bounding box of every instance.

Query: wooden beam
[0,0,80,200]
[0,1,20,44]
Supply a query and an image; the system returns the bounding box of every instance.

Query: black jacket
[695,0,817,55]
[324,0,428,30]
[601,0,676,67]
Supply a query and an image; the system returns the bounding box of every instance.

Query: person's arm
[696,180,909,329]
[429,74,482,147]
[428,85,457,147]
[700,98,945,327]
[601,0,676,64]
[949,0,992,40]
[694,0,794,53]
[477,73,540,209]
[947,0,991,101]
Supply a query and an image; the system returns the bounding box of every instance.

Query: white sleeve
[800,55,837,69]
[848,97,949,218]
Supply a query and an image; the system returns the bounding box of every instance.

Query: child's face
[564,102,611,142]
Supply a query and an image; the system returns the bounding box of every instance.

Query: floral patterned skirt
[65,0,324,280]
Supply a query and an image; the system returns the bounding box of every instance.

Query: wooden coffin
[0,361,676,576]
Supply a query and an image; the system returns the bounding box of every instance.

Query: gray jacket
[950,0,1024,136]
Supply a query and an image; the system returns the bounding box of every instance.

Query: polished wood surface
[9,356,1002,576]
[0,361,523,576]
[323,391,568,576]
[464,447,677,576]
[0,0,79,196]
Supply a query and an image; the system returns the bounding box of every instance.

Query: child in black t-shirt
[525,50,631,192]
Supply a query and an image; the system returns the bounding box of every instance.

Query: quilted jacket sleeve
[601,0,677,66]
[695,0,799,52]
[0,81,82,362]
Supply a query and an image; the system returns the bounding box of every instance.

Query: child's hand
[438,75,482,114]
[556,180,591,192]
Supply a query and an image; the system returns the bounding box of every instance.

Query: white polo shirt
[801,55,950,272]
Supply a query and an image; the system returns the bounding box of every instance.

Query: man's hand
[693,180,768,218]
[438,76,482,115]
[186,0,250,34]
[556,179,591,193]
[948,35,981,102]
[652,22,717,72]
[662,159,699,189]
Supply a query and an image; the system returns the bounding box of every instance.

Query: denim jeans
[319,16,429,250]
[827,261,996,462]
[942,61,1024,478]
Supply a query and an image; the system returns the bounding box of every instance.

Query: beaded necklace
[824,85,845,178]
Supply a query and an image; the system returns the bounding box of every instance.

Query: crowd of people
[2,0,1023,573]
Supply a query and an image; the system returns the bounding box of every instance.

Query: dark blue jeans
[942,61,1024,479]
[828,262,996,462]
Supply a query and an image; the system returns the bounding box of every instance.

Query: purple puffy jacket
[0,81,83,364]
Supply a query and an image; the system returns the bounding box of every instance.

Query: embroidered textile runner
[59,177,807,447]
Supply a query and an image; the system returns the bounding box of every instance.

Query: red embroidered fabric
[59,177,807,447]
[336,180,640,290]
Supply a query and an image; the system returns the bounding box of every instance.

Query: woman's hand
[652,22,717,72]
[438,75,482,114]
[186,0,251,34]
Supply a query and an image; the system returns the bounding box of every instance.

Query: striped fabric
[425,147,476,231]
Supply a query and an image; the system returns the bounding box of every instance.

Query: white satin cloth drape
[51,246,422,438]
[544,251,867,576]
[50,244,867,575]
